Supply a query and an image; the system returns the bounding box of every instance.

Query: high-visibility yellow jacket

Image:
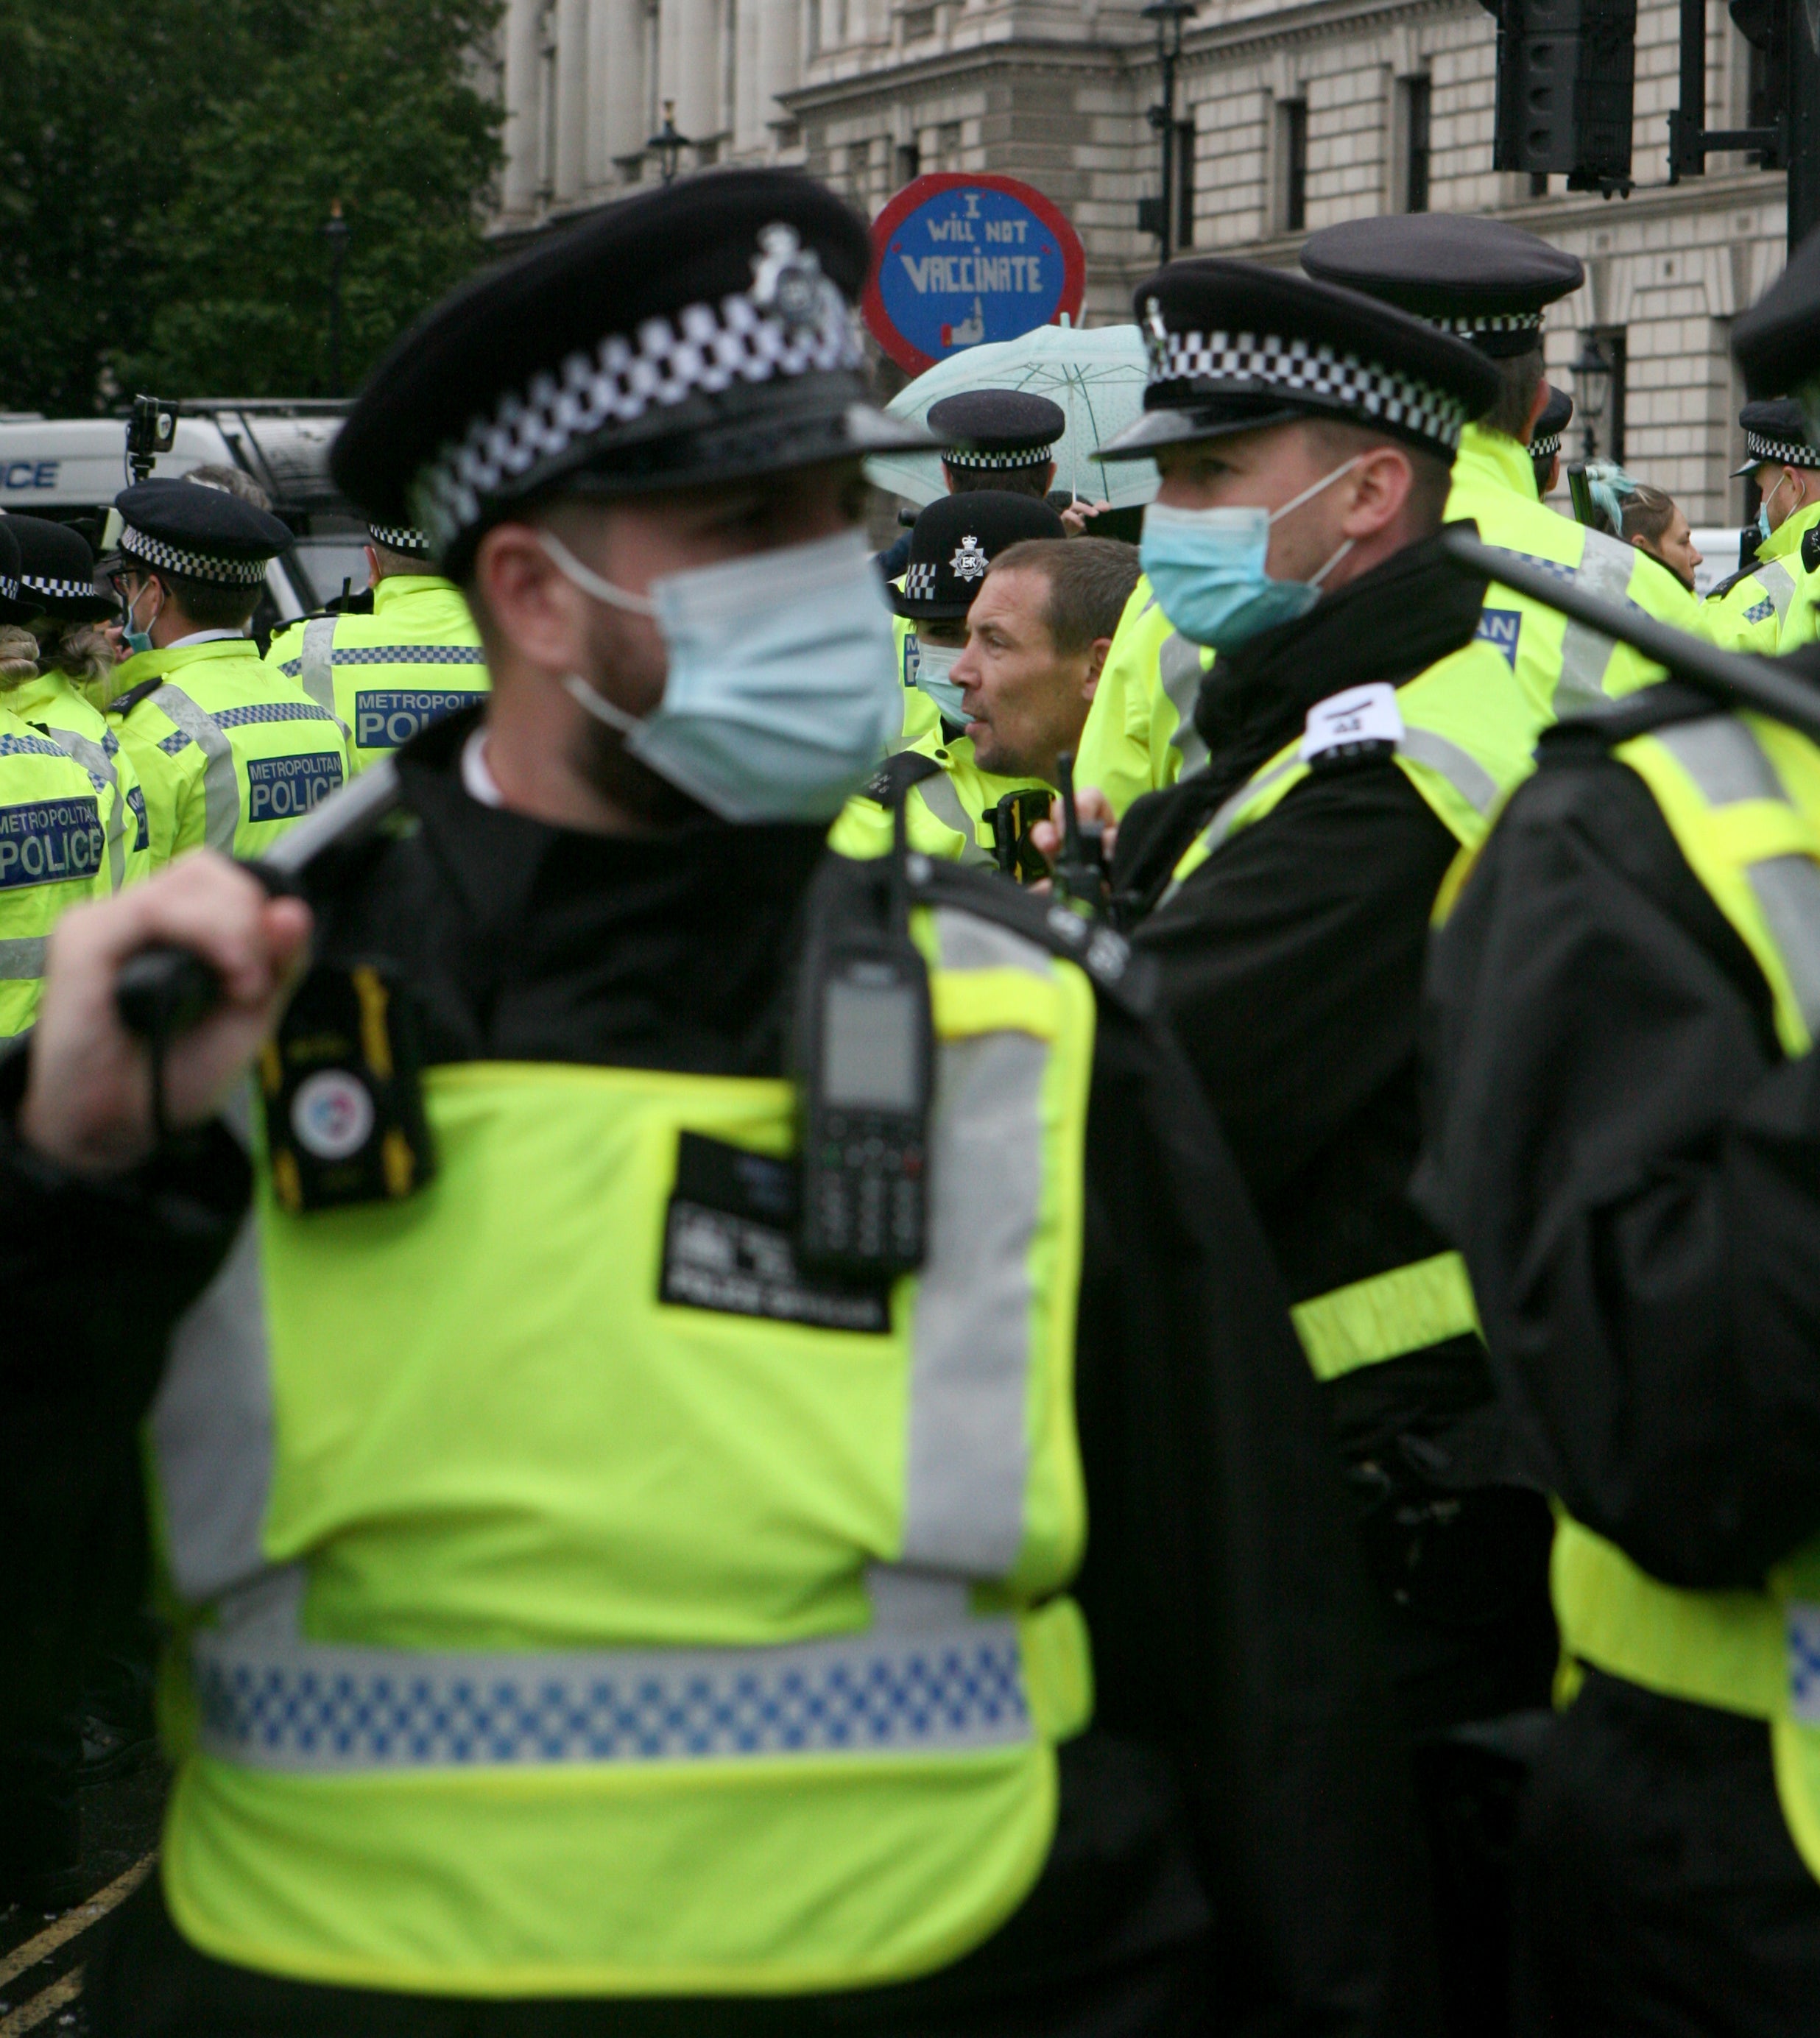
[0,701,109,1035]
[7,668,152,889]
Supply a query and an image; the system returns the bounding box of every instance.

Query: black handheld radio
[1050,750,1110,917]
[795,801,932,1277]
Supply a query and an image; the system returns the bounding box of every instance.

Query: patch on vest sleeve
[661,1131,890,1334]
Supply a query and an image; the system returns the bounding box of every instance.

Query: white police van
[0,401,370,641]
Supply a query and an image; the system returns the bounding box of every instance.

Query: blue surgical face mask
[911,638,968,723]
[1758,470,1791,544]
[541,528,902,823]
[1139,456,1363,652]
[121,579,159,657]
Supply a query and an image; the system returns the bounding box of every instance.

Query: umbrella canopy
[866,322,1160,511]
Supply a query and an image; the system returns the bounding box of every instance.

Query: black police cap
[0,519,29,625]
[892,490,1065,619]
[6,515,113,621]
[1531,384,1573,461]
[107,479,290,586]
[928,391,1066,472]
[1096,258,1499,463]
[333,169,934,574]
[1734,227,1820,408]
[1731,397,1820,476]
[1300,215,1584,356]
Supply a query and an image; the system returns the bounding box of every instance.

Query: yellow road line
[0,1852,154,1992]
[0,1966,83,2037]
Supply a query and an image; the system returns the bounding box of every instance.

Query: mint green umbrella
[864,321,1159,511]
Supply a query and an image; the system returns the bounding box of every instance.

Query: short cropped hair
[987,537,1141,655]
[1485,346,1547,442]
[942,459,1053,499]
[135,565,264,632]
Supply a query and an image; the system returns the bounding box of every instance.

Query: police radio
[795,802,932,1277]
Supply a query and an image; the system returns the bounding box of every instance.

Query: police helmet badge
[950,534,990,582]
[749,222,836,334]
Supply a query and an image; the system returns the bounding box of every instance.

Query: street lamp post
[646,101,691,186]
[1570,335,1612,462]
[322,200,351,398]
[1140,2,1195,263]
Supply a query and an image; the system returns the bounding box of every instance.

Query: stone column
[753,0,800,138]
[501,0,543,218]
[590,0,647,182]
[554,0,590,201]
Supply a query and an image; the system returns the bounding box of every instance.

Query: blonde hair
[0,626,40,690]
[42,622,119,688]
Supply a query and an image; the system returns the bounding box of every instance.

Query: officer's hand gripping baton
[116,759,403,1040]
[1439,526,1820,745]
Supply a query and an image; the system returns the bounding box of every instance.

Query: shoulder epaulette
[1802,523,1820,576]
[905,854,1156,1015]
[107,673,167,719]
[859,749,942,808]
[1706,564,1758,602]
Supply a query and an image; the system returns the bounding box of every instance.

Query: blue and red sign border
[862,173,1087,376]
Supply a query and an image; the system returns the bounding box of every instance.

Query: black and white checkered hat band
[903,563,939,598]
[1532,432,1562,459]
[1431,311,1544,338]
[117,523,269,586]
[1744,432,1820,468]
[411,288,862,552]
[942,445,1056,470]
[368,523,431,554]
[1153,329,1472,452]
[21,574,100,602]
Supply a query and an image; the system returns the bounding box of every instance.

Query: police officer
[5,515,152,892]
[833,490,1065,868]
[1707,399,1820,654]
[2,170,1439,2034]
[1528,384,1570,501]
[874,389,1065,582]
[1300,214,1697,716]
[264,521,488,772]
[0,520,110,1040]
[1418,233,1820,2034]
[98,480,350,865]
[1083,257,1553,2035]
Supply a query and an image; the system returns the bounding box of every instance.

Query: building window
[1278,98,1308,232]
[1748,38,1774,126]
[1400,74,1431,213]
[896,141,921,186]
[1174,119,1196,250]
[1529,172,1549,196]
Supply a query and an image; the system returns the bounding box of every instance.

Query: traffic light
[1484,0,1637,194]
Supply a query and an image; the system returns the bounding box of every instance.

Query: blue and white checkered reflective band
[1743,431,1820,469]
[118,523,270,586]
[0,572,16,602]
[942,446,1057,470]
[1790,1601,1820,1722]
[0,731,74,761]
[193,1618,1031,1771]
[279,644,485,678]
[903,563,939,599]
[213,701,340,728]
[367,523,431,554]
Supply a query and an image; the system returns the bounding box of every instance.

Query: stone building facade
[488,0,1788,521]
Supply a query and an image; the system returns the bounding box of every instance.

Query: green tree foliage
[0,0,503,412]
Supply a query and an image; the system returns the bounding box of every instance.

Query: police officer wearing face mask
[263,520,489,772]
[1417,233,1820,2037]
[0,172,1440,2037]
[1708,398,1820,655]
[833,490,1064,876]
[99,481,350,867]
[1087,258,1551,2037]
[1300,214,1699,717]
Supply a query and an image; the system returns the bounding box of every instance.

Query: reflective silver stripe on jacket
[1758,556,1799,623]
[155,910,1062,1769]
[43,727,124,890]
[916,768,995,867]
[1554,530,1635,716]
[0,936,47,980]
[1654,716,1820,1038]
[155,684,240,852]
[1159,632,1209,776]
[296,616,337,714]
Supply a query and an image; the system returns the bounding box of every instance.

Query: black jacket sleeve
[1077,996,1444,2038]
[1134,763,1459,1205]
[1416,752,1820,1590]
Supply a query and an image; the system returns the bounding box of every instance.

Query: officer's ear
[470,520,601,679]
